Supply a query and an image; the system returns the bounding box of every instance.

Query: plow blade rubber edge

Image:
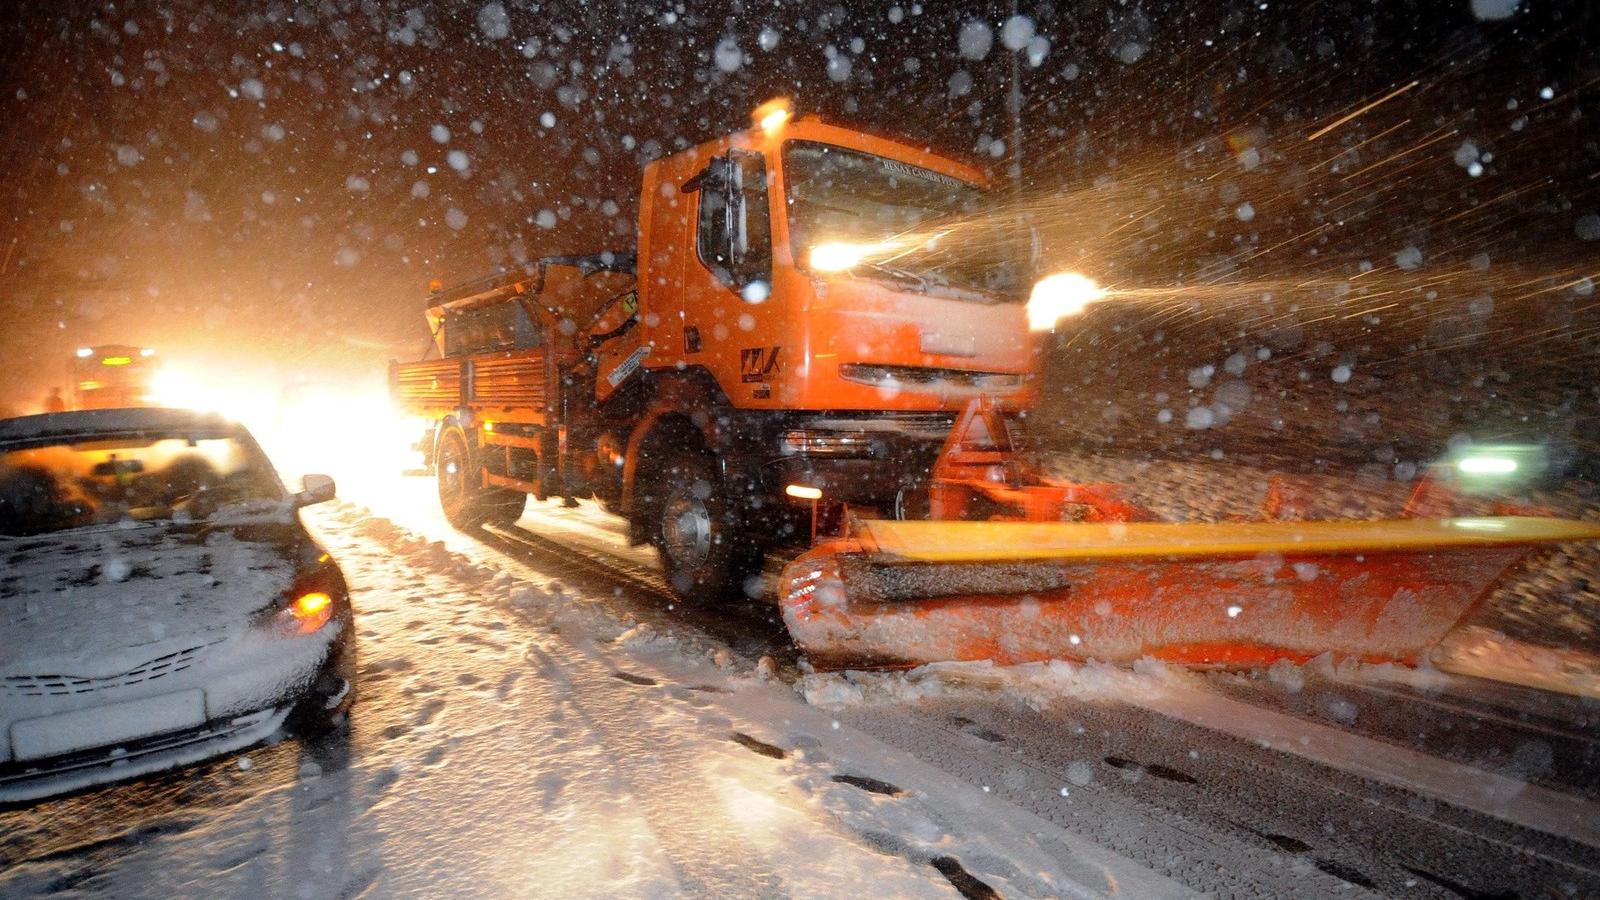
[778,517,1600,670]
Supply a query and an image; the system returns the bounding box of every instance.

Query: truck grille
[3,645,211,698]
[839,363,1024,392]
[796,413,957,442]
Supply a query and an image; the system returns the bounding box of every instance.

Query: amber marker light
[753,97,793,134]
[288,591,334,633]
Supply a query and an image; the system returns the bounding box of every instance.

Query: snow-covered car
[0,408,355,804]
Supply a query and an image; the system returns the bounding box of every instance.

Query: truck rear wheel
[437,425,525,528]
[653,449,759,601]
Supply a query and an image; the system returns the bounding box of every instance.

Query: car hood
[0,520,304,678]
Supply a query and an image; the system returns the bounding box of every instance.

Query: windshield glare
[783,141,1024,299]
[0,433,285,536]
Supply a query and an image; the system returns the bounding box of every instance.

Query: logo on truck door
[740,346,781,383]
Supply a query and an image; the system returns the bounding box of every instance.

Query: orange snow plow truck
[392,102,1600,671]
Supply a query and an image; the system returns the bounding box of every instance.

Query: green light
[1457,456,1517,475]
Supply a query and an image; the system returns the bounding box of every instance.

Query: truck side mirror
[727,151,772,293]
[691,153,771,294]
[727,162,749,260]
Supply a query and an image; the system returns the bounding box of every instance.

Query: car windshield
[0,432,285,536]
[783,141,1026,299]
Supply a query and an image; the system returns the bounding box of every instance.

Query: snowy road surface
[2,478,1598,898]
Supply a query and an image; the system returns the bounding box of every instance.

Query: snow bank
[800,656,1182,713]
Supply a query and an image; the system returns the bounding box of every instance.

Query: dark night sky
[0,0,1595,440]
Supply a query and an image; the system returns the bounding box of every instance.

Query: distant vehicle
[71,345,159,410]
[0,408,355,803]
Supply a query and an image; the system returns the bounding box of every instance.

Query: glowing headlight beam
[1027,272,1108,331]
[809,241,879,272]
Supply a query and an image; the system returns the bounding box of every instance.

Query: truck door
[684,150,776,403]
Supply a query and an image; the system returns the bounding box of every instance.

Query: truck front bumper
[769,416,952,510]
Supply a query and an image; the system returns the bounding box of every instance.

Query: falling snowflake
[958,20,993,61]
[714,37,742,72]
[477,3,510,40]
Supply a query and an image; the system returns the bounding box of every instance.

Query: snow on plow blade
[779,517,1600,671]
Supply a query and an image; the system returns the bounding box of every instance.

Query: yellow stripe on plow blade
[853,516,1600,564]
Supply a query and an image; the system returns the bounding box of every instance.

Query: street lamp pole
[1008,0,1023,198]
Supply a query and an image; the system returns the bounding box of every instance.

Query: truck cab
[607,108,1035,515]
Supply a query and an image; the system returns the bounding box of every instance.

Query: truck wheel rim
[439,436,465,510]
[662,491,712,569]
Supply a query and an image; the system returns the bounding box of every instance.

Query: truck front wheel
[437,425,525,528]
[654,449,758,601]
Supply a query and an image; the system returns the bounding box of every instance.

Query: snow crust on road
[804,647,1600,851]
[0,501,1184,899]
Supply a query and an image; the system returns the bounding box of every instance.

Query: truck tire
[892,484,932,521]
[436,425,525,528]
[653,448,759,602]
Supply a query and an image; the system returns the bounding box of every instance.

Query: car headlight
[257,558,345,637]
[278,591,334,634]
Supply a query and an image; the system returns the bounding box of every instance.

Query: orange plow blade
[778,517,1600,671]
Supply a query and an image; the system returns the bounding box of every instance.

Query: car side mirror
[294,473,336,507]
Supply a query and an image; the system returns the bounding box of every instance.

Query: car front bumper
[0,704,293,805]
[0,616,352,805]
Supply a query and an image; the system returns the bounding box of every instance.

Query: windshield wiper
[859,260,931,293]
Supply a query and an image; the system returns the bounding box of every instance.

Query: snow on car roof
[0,407,244,447]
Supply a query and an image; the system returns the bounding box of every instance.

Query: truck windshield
[783,141,1024,300]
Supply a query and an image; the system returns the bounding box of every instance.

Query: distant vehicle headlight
[1448,444,1547,492]
[1457,455,1517,475]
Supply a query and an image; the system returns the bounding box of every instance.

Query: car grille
[3,644,212,698]
[0,706,285,795]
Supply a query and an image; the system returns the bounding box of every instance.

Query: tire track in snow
[334,504,797,897]
[850,690,1600,898]
[1129,676,1600,851]
[832,702,1328,897]
[517,640,794,898]
[332,502,1176,898]
[1208,670,1600,802]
